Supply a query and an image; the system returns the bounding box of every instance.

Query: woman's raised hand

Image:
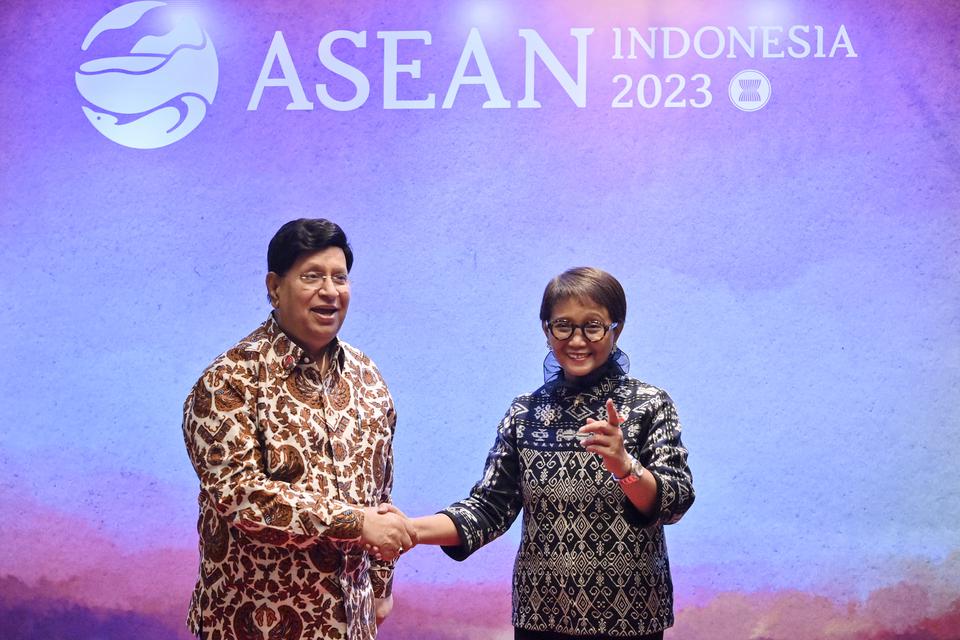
[577,398,632,478]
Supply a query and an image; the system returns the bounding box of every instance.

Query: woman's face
[266,247,351,357]
[545,296,618,380]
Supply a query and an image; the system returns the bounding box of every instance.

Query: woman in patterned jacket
[389,266,695,640]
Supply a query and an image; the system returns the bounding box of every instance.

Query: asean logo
[728,69,771,112]
[75,1,218,149]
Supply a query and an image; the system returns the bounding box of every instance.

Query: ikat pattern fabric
[442,367,694,637]
[182,315,396,640]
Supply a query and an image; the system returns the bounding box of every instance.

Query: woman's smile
[546,297,617,380]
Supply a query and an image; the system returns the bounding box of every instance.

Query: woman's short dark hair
[539,267,627,325]
[267,218,353,275]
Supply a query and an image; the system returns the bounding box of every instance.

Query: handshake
[360,503,417,561]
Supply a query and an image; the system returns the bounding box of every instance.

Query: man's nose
[316,278,338,295]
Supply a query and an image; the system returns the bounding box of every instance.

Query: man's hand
[375,594,394,626]
[361,507,414,561]
[363,503,418,560]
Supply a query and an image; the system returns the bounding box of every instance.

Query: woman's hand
[578,398,632,478]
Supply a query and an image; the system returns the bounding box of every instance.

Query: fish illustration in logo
[76,1,218,149]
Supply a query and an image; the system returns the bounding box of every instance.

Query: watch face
[614,456,642,485]
[620,458,644,485]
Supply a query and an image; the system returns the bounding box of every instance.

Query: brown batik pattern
[183,315,397,640]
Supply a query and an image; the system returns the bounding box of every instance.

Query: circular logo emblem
[728,70,771,112]
[75,1,218,149]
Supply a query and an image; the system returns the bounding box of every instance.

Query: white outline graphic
[76,1,218,149]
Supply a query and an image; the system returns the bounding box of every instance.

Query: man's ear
[266,272,280,307]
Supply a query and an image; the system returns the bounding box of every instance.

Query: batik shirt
[441,363,694,637]
[182,315,396,640]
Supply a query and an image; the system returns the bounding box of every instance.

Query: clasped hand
[577,398,632,478]
[360,504,417,561]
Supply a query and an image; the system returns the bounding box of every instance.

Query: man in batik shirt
[182,218,414,640]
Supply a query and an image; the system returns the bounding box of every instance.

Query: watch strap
[612,456,643,485]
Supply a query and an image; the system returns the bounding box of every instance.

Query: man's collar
[263,313,343,379]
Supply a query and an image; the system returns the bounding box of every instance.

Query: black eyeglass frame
[545,320,619,343]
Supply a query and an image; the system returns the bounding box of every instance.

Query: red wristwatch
[613,455,644,486]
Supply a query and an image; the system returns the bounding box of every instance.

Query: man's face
[267,247,351,356]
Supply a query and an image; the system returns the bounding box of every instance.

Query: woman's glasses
[546,320,618,342]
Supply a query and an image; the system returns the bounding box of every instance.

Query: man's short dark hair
[267,218,354,275]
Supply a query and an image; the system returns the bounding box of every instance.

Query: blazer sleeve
[368,394,397,598]
[439,402,524,561]
[633,389,695,527]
